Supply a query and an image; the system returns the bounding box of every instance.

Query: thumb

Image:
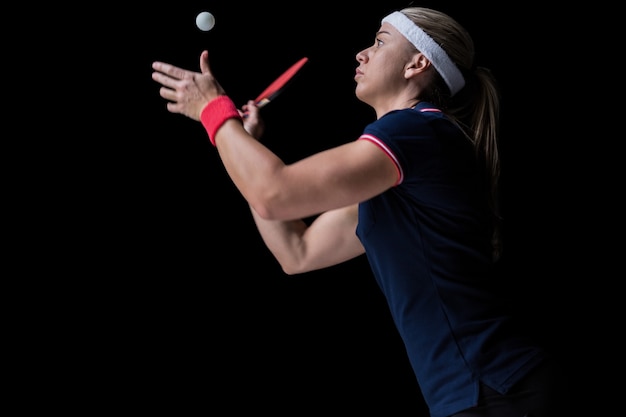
[200,50,211,74]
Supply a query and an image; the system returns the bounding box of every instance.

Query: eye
[374,38,383,47]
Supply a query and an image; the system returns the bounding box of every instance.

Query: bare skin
[151,23,431,274]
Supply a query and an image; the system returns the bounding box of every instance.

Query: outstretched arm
[152,50,399,220]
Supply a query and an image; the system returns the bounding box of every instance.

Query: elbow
[245,171,297,220]
[278,254,322,276]
[281,265,300,276]
[249,200,273,220]
[248,194,285,221]
[280,263,310,276]
[271,250,315,276]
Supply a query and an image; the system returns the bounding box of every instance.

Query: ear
[404,53,431,79]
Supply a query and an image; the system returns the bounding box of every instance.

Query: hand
[152,50,225,121]
[241,100,265,140]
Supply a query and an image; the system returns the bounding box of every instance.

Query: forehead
[378,22,401,37]
[378,22,413,51]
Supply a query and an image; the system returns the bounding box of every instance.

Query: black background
[29,1,596,414]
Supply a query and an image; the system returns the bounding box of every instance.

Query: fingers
[200,50,211,74]
[241,100,258,114]
[156,84,178,103]
[151,61,190,81]
[151,69,185,112]
[242,100,265,139]
[151,71,179,90]
[241,99,256,119]
[151,51,218,121]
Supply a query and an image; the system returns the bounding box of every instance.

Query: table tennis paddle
[253,57,309,109]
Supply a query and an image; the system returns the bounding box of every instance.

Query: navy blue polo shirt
[356,102,545,417]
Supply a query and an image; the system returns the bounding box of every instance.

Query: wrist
[200,95,243,146]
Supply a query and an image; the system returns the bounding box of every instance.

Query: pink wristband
[200,95,243,146]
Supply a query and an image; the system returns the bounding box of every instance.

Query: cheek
[373,51,401,73]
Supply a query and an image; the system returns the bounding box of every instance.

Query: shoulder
[363,108,445,144]
[365,109,426,136]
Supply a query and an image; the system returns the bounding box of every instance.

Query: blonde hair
[401,7,502,260]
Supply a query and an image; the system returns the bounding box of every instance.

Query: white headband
[382,11,465,96]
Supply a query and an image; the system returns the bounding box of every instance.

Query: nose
[356,48,368,63]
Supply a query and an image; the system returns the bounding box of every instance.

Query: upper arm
[257,139,399,220]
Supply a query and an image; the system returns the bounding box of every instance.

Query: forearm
[249,204,310,275]
[213,119,288,219]
[249,204,365,275]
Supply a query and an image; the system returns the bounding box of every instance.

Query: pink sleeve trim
[358,134,403,185]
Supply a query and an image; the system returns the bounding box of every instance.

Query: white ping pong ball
[196,12,215,31]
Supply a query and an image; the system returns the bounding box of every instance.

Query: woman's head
[356,7,478,113]
[386,7,474,102]
[365,7,503,260]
